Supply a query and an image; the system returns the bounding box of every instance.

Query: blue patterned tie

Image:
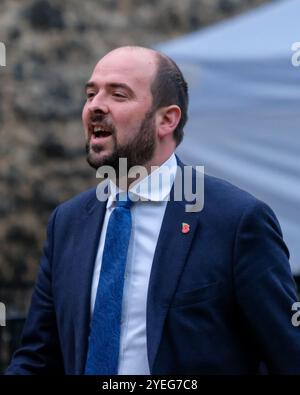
[85,192,133,375]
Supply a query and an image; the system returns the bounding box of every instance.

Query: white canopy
[157,0,300,273]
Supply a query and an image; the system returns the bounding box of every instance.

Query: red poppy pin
[181,222,190,234]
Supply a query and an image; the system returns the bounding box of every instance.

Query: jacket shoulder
[202,173,281,229]
[53,186,99,221]
[60,186,97,209]
[204,173,259,208]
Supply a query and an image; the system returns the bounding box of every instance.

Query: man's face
[82,48,158,172]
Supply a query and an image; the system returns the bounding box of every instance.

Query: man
[6,46,300,374]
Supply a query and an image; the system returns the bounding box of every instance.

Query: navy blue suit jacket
[6,160,300,374]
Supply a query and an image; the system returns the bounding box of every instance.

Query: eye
[86,91,95,99]
[112,92,127,99]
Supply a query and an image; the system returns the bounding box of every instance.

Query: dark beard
[86,109,156,176]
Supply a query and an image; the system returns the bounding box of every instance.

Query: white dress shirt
[90,153,177,375]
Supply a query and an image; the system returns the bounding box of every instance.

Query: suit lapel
[146,163,200,372]
[71,188,107,374]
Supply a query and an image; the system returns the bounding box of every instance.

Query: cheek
[118,111,143,131]
[82,106,89,136]
[113,103,152,138]
[82,104,88,123]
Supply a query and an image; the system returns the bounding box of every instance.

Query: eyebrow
[85,81,96,90]
[85,81,136,97]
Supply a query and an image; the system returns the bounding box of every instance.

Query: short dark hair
[151,52,189,146]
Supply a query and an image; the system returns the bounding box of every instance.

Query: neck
[115,149,175,190]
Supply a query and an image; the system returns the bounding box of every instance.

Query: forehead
[89,49,157,92]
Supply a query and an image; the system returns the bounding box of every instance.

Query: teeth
[94,126,105,132]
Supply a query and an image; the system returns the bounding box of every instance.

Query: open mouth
[92,126,112,139]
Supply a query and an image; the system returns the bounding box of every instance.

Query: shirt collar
[107,153,177,209]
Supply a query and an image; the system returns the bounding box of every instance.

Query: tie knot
[115,192,133,209]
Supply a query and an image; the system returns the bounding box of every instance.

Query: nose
[88,103,109,117]
[87,93,109,116]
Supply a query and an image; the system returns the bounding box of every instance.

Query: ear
[156,105,181,139]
